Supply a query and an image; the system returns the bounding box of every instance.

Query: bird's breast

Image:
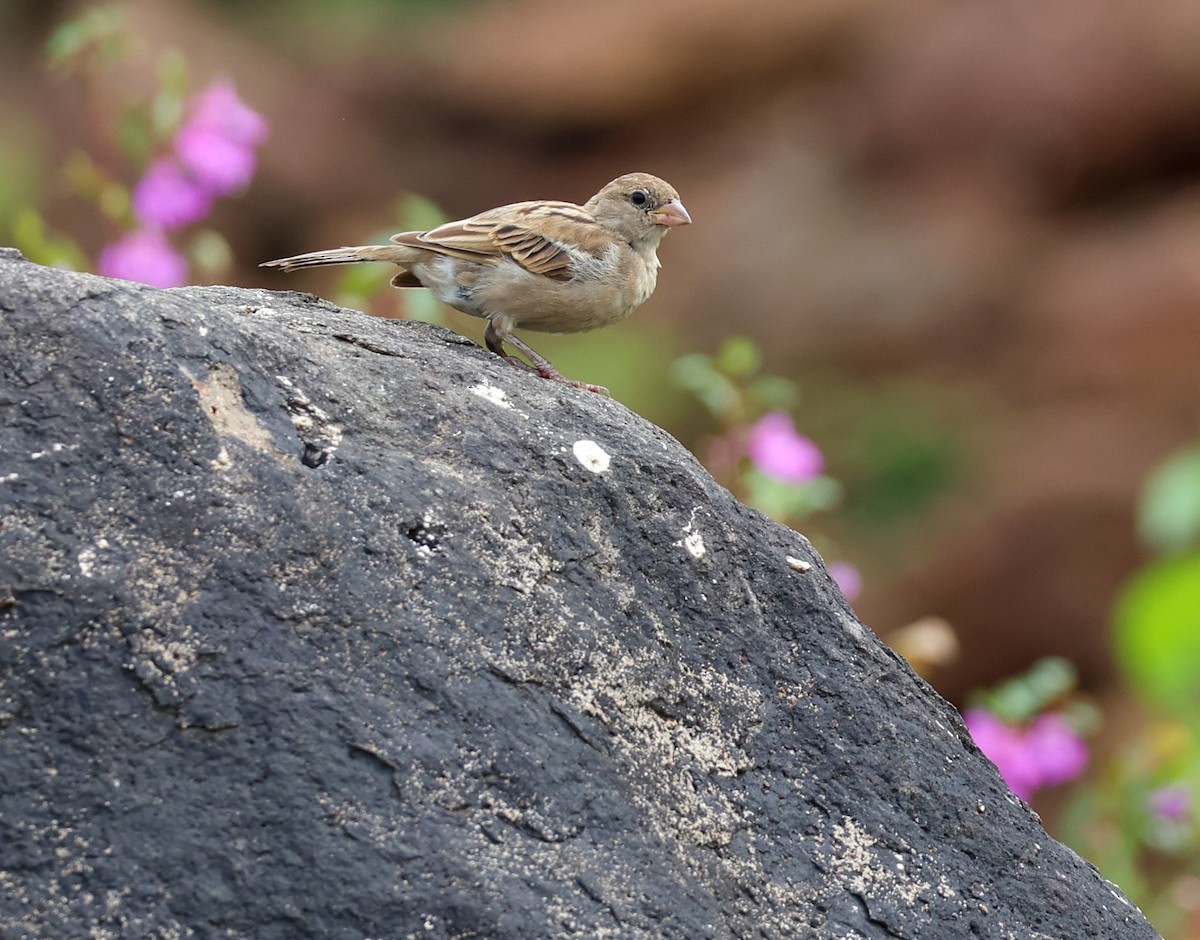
[410,243,660,334]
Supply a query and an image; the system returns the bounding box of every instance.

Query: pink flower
[98,229,188,288]
[188,79,270,146]
[175,80,268,195]
[1148,784,1192,824]
[95,81,266,287]
[132,158,213,229]
[176,126,258,193]
[963,708,1088,801]
[828,562,863,601]
[1023,713,1089,787]
[747,412,824,482]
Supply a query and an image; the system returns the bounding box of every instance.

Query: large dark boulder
[0,248,1157,938]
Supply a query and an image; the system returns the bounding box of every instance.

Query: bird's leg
[484,320,609,395]
[484,319,539,374]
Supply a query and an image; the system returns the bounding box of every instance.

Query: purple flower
[95,81,266,288]
[98,228,188,288]
[188,79,270,146]
[132,158,213,229]
[747,412,824,482]
[175,126,257,193]
[175,79,268,195]
[1023,713,1089,786]
[1148,784,1192,824]
[963,708,1088,801]
[828,561,863,601]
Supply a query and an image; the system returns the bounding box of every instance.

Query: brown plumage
[260,173,690,393]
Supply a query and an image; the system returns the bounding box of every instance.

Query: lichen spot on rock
[469,382,512,409]
[572,439,610,473]
[680,528,705,559]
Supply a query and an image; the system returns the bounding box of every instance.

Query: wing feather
[389,200,609,283]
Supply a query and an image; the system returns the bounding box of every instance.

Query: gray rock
[0,248,1157,938]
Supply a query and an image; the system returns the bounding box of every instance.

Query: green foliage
[187,229,234,281]
[670,335,844,550]
[742,468,841,524]
[1114,552,1200,719]
[0,117,47,241]
[63,151,129,224]
[1048,440,1200,935]
[12,208,89,270]
[1114,441,1200,720]
[671,352,739,418]
[968,657,1097,729]
[46,4,131,72]
[1139,446,1200,554]
[1060,722,1200,938]
[671,335,798,424]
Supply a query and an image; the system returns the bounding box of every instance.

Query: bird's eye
[630,190,649,207]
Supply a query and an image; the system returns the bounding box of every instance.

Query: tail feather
[259,245,412,272]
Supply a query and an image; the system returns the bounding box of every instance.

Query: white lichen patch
[30,442,76,460]
[112,541,206,701]
[277,377,342,443]
[572,439,610,473]
[680,530,705,559]
[786,555,811,572]
[77,538,111,578]
[830,816,940,908]
[276,375,343,463]
[674,507,706,559]
[468,382,513,409]
[563,654,765,853]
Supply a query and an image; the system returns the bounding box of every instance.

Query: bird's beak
[650,199,692,227]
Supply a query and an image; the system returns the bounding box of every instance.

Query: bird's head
[585,173,691,249]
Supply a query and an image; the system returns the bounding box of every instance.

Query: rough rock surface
[0,248,1158,939]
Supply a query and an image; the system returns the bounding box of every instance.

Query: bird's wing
[391,200,607,282]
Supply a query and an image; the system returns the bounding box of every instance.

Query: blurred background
[4,0,1200,932]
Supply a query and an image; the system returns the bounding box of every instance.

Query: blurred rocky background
[4,0,1200,929]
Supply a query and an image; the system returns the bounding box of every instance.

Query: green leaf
[1139,446,1200,553]
[12,207,89,271]
[1024,656,1077,701]
[748,374,800,412]
[1114,552,1200,715]
[971,657,1079,723]
[187,229,233,279]
[98,182,130,223]
[715,335,761,378]
[743,469,841,523]
[45,5,129,72]
[157,49,191,100]
[116,106,155,164]
[150,51,190,140]
[670,353,738,418]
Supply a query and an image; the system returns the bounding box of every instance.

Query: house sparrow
[260,172,690,394]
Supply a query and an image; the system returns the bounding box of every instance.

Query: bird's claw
[498,355,608,395]
[564,379,610,395]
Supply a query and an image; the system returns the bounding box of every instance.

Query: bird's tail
[259,245,412,272]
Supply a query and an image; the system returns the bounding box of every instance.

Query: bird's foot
[561,378,610,395]
[499,355,608,395]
